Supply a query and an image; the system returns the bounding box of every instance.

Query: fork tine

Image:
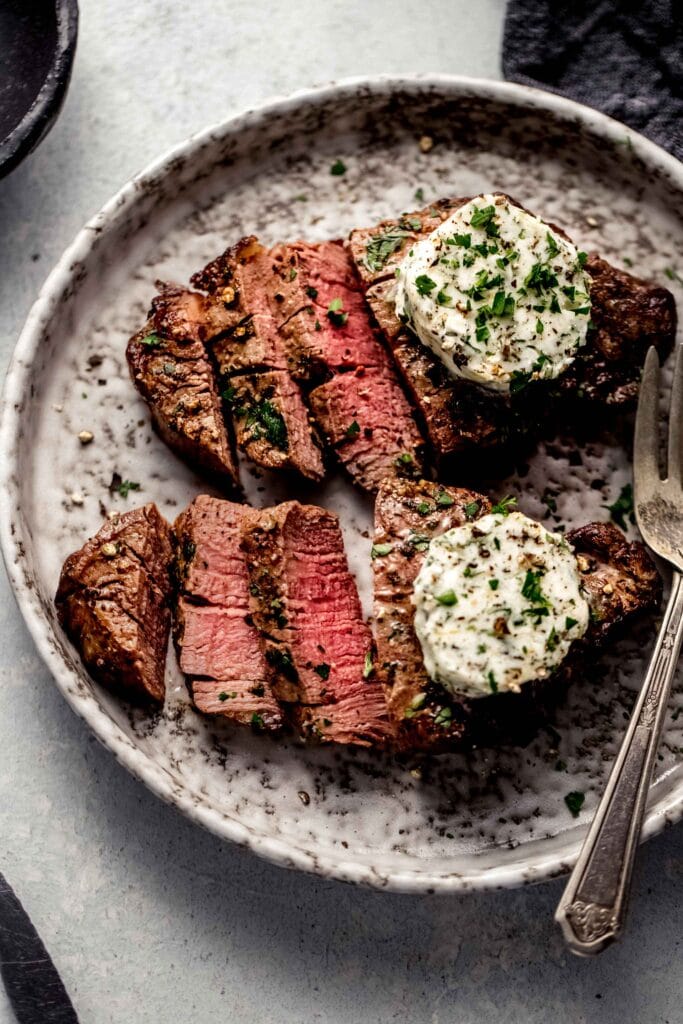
[634,346,661,500]
[668,345,683,484]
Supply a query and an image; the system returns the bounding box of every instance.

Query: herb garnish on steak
[349,195,676,465]
[372,478,661,752]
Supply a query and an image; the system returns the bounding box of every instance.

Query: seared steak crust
[349,198,676,464]
[56,504,173,705]
[173,496,283,729]
[567,520,662,645]
[127,285,240,491]
[372,479,661,752]
[241,501,392,746]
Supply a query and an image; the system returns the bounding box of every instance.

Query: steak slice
[241,501,392,746]
[308,368,424,492]
[173,496,283,729]
[350,198,676,464]
[195,237,425,491]
[372,478,661,752]
[372,479,491,750]
[126,285,240,491]
[192,239,326,480]
[55,504,173,705]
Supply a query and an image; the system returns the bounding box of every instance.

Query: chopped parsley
[314,663,331,680]
[521,570,546,604]
[414,187,425,203]
[464,500,480,520]
[577,251,588,268]
[327,297,349,326]
[345,420,361,439]
[415,274,437,296]
[115,479,140,499]
[330,159,346,176]
[488,671,498,693]
[434,706,453,728]
[488,579,499,590]
[244,399,288,450]
[417,501,432,516]
[566,616,578,630]
[470,204,499,237]
[403,692,427,719]
[363,650,374,679]
[305,285,318,299]
[436,490,455,507]
[222,385,237,404]
[524,261,558,296]
[140,332,162,347]
[546,627,560,652]
[490,494,517,516]
[371,543,393,559]
[565,791,585,817]
[250,713,265,730]
[510,370,532,394]
[364,228,410,272]
[435,590,458,606]
[490,290,516,317]
[266,648,298,682]
[606,483,634,530]
[546,232,560,258]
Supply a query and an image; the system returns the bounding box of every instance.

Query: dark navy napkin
[502,0,683,160]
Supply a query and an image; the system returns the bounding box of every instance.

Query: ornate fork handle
[556,569,683,955]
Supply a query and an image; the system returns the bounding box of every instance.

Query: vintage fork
[556,345,683,956]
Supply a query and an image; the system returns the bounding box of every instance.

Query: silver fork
[556,344,683,956]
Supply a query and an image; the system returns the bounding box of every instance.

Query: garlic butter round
[395,194,591,393]
[412,511,590,699]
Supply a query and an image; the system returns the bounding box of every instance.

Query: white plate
[2,76,683,893]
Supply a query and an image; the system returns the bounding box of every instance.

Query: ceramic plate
[3,76,683,893]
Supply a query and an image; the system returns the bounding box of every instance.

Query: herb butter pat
[395,194,591,393]
[412,511,589,698]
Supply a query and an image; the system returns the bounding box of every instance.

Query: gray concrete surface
[0,2,681,1022]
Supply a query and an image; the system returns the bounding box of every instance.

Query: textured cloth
[502,0,683,160]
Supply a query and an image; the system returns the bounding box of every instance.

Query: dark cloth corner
[502,0,683,160]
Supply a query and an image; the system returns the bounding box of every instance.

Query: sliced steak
[309,367,424,492]
[372,478,661,752]
[350,198,676,465]
[192,239,326,480]
[241,501,392,746]
[55,504,173,705]
[173,495,283,730]
[127,285,240,491]
[195,237,425,491]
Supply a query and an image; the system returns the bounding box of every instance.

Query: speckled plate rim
[2,74,683,894]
